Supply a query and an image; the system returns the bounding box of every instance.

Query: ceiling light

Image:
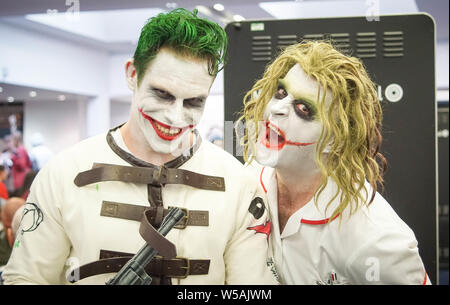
[58,95,66,101]
[7,96,14,103]
[213,3,225,12]
[233,15,245,22]
[166,2,177,9]
[29,91,37,97]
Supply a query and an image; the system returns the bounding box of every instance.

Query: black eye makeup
[184,97,205,108]
[274,84,288,100]
[293,100,315,121]
[150,86,205,108]
[150,87,175,101]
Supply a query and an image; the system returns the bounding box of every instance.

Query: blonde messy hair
[237,41,387,219]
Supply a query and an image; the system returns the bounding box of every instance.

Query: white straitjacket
[3,129,278,285]
[253,163,430,285]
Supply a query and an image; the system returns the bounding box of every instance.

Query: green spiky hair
[133,8,228,85]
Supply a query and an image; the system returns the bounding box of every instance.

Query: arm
[223,177,279,285]
[2,159,72,284]
[345,228,430,285]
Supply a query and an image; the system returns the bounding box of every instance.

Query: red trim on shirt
[301,213,341,225]
[0,182,8,200]
[422,272,428,285]
[260,166,267,193]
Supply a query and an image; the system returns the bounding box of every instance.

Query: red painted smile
[139,108,194,141]
[260,120,315,150]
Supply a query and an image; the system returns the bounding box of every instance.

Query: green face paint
[279,79,319,107]
[277,79,319,122]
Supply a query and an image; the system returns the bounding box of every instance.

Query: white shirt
[3,130,278,285]
[257,164,430,285]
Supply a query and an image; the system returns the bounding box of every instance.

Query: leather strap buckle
[171,207,189,229]
[171,257,190,279]
[150,166,167,186]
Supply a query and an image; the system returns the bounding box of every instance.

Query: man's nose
[165,99,185,126]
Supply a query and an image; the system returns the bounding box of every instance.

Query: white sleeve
[2,160,72,284]
[223,178,279,285]
[345,228,430,285]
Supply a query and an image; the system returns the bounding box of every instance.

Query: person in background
[28,132,54,172]
[0,139,14,194]
[9,170,37,200]
[0,197,25,266]
[0,165,8,208]
[5,132,32,191]
[206,125,224,149]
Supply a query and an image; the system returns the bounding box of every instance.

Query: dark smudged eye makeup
[150,86,205,108]
[151,88,175,101]
[275,85,288,100]
[184,98,205,108]
[294,100,315,121]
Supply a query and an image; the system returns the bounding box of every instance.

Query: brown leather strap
[100,201,209,229]
[74,163,225,192]
[100,250,210,278]
[68,256,210,283]
[67,254,210,283]
[101,201,145,222]
[148,184,163,207]
[139,209,176,258]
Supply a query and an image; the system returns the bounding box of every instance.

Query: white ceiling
[260,0,419,19]
[0,0,447,56]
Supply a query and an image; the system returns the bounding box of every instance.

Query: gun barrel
[106,208,185,285]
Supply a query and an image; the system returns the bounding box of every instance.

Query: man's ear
[125,59,137,91]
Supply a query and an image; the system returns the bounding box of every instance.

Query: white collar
[111,127,131,154]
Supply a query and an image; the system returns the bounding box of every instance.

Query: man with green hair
[3,9,277,285]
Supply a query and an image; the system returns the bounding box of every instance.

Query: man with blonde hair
[238,41,429,285]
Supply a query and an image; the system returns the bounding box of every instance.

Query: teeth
[170,128,181,134]
[155,122,181,136]
[268,124,282,136]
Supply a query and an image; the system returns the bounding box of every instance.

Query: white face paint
[255,64,332,172]
[129,47,214,155]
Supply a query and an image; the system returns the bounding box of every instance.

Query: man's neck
[275,167,323,233]
[119,122,189,166]
[275,166,323,209]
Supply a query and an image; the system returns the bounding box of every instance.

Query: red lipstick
[138,108,194,141]
[261,120,315,150]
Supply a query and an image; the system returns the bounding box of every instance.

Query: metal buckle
[171,257,190,279]
[171,207,189,229]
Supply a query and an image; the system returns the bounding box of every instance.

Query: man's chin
[255,145,280,168]
[146,133,192,157]
[148,140,180,156]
